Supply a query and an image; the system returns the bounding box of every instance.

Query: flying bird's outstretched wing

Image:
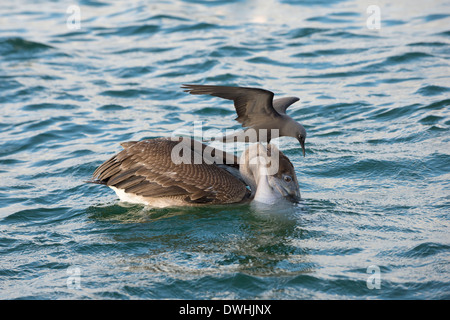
[272,97,300,115]
[182,84,281,128]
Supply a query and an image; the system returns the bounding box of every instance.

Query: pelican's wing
[182,84,281,128]
[91,137,247,204]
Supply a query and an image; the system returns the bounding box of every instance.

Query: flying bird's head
[282,120,307,157]
[295,124,307,157]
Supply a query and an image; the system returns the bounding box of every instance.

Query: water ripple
[0,0,449,300]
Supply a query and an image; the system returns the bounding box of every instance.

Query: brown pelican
[181,84,307,156]
[88,137,300,207]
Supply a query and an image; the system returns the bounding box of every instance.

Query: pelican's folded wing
[91,137,247,204]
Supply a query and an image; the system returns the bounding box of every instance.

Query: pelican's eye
[284,175,292,183]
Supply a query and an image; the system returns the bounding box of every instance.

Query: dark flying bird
[182,84,307,156]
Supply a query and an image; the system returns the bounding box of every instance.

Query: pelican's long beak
[272,179,302,203]
[287,188,301,203]
[288,193,301,203]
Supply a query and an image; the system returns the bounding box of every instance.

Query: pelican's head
[240,143,301,204]
[267,144,301,203]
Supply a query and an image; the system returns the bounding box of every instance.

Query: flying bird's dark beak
[298,136,306,157]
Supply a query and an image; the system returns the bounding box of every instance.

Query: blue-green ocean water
[0,0,449,300]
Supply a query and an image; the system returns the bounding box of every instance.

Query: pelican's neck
[239,162,257,198]
[239,161,281,204]
[239,143,284,204]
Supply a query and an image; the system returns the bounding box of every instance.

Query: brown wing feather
[92,137,247,204]
[181,84,280,127]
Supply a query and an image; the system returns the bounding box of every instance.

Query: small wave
[384,51,433,65]
[164,22,221,34]
[108,66,154,79]
[407,41,447,47]
[437,30,450,37]
[156,59,219,77]
[0,78,23,94]
[415,85,450,96]
[204,72,241,83]
[0,158,25,165]
[53,30,88,38]
[403,242,450,258]
[0,131,63,157]
[281,0,348,5]
[0,37,53,57]
[1,206,72,225]
[420,98,450,110]
[22,103,79,111]
[421,14,450,22]
[97,104,130,111]
[419,115,443,125]
[144,14,190,22]
[246,56,292,67]
[370,103,421,120]
[80,0,109,7]
[294,70,371,79]
[379,77,423,84]
[210,45,254,58]
[383,19,407,26]
[320,102,371,113]
[422,153,450,177]
[99,88,156,98]
[330,12,360,17]
[306,16,354,24]
[292,47,368,58]
[96,24,160,37]
[22,116,71,131]
[113,46,175,55]
[280,27,328,39]
[312,158,412,179]
[325,30,381,39]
